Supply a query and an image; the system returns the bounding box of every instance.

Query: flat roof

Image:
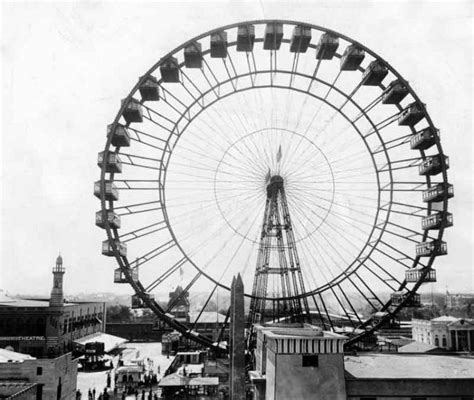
[0,382,37,396]
[0,348,36,363]
[345,353,474,379]
[73,332,127,353]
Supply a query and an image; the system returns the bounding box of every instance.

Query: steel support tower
[248,175,311,327]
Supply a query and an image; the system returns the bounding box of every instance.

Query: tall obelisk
[230,273,246,400]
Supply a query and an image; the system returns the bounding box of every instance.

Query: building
[0,255,106,358]
[0,382,38,400]
[168,286,190,324]
[249,324,347,400]
[345,353,474,399]
[248,323,474,400]
[446,292,474,308]
[412,316,474,351]
[0,348,77,400]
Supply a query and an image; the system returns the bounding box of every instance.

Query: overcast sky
[1,0,472,296]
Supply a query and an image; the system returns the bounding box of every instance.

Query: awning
[158,373,218,387]
[73,332,127,353]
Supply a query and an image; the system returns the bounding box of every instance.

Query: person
[88,389,92,400]
[142,389,145,399]
[106,372,111,388]
[76,389,82,399]
[92,388,96,399]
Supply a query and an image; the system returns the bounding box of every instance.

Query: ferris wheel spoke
[383,220,436,242]
[372,133,412,154]
[368,240,416,269]
[129,239,177,270]
[145,257,188,292]
[119,152,162,171]
[351,93,384,123]
[189,284,219,331]
[329,285,357,328]
[290,188,376,218]
[114,200,162,217]
[360,260,400,292]
[360,112,400,139]
[336,283,364,325]
[289,193,375,234]
[347,271,385,309]
[120,221,167,243]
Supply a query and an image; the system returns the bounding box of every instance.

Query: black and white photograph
[1,1,473,399]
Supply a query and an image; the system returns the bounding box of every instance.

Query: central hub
[266,175,284,197]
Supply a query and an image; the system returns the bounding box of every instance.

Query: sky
[1,0,473,297]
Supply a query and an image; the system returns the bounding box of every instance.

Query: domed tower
[49,254,65,308]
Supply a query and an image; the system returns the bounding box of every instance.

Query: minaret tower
[50,254,65,308]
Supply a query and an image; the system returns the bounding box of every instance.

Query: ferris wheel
[95,20,453,351]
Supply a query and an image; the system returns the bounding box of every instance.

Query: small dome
[56,254,63,264]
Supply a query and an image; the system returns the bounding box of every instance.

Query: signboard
[0,336,46,341]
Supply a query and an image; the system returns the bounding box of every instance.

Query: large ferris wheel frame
[98,19,451,352]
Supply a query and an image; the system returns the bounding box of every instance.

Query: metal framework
[96,20,453,353]
[248,175,311,326]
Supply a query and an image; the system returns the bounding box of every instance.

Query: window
[302,355,318,367]
[36,367,43,376]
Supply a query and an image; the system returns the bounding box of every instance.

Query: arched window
[442,336,447,347]
[434,336,439,347]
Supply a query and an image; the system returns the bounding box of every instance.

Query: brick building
[0,255,106,358]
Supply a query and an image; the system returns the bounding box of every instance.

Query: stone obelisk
[230,273,246,400]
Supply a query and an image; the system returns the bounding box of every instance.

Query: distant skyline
[1,1,473,295]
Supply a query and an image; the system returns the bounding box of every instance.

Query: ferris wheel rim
[98,19,452,350]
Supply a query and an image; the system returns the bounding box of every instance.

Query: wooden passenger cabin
[94,180,119,201]
[361,60,388,86]
[419,154,449,176]
[410,127,438,151]
[422,183,454,203]
[290,25,312,53]
[263,23,284,50]
[316,33,339,60]
[398,102,425,126]
[102,239,127,257]
[415,240,447,257]
[237,25,255,52]
[95,210,121,229]
[131,293,154,309]
[114,267,138,283]
[139,75,160,101]
[421,212,453,230]
[121,98,143,124]
[382,79,409,104]
[405,267,437,283]
[184,42,202,68]
[97,151,122,173]
[391,291,421,307]
[340,45,365,71]
[160,57,180,82]
[210,31,227,58]
[108,124,130,147]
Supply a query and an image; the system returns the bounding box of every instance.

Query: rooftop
[0,382,37,397]
[0,349,36,363]
[345,353,474,379]
[73,332,127,353]
[257,323,346,340]
[189,311,227,324]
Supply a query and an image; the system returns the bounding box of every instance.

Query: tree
[106,304,132,322]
